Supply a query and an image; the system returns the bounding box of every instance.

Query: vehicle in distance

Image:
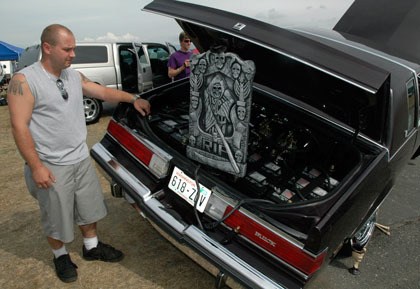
[91,1,420,288]
[17,41,175,124]
[0,63,4,84]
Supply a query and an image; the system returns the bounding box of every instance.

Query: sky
[3,0,180,48]
[2,0,354,49]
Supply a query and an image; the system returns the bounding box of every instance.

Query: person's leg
[48,237,68,258]
[79,222,124,262]
[79,222,97,238]
[24,163,78,283]
[79,223,99,250]
[47,237,65,250]
[75,159,124,262]
[47,236,77,283]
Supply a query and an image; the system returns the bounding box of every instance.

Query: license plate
[168,166,212,213]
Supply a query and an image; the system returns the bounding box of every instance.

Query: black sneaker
[53,254,78,283]
[82,241,124,262]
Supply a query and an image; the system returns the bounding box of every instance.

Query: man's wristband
[131,94,140,104]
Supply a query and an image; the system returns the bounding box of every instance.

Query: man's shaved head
[41,24,74,46]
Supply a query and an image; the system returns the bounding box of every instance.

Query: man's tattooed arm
[8,79,25,96]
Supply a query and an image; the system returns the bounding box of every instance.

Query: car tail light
[107,119,172,178]
[205,190,232,221]
[223,206,327,277]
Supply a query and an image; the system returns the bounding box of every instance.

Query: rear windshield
[73,46,108,64]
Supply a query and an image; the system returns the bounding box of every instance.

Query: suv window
[73,46,108,64]
[147,46,169,61]
[120,50,134,65]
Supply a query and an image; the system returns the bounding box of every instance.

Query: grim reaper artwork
[187,49,255,177]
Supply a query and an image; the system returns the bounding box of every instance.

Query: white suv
[17,41,175,123]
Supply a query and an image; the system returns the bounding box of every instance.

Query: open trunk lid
[143,0,391,144]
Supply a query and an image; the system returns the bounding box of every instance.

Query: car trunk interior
[112,20,388,241]
[122,71,381,236]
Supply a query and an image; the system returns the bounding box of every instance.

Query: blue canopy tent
[0,41,24,61]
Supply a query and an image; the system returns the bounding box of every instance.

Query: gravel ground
[0,104,215,289]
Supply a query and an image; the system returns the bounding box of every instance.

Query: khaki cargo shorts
[24,157,107,243]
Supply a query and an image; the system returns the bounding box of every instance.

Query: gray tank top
[20,62,88,165]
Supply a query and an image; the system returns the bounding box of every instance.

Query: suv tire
[84,96,103,125]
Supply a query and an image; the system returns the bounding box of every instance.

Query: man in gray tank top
[7,24,151,283]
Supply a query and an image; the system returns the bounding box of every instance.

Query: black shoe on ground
[53,254,78,283]
[82,241,124,262]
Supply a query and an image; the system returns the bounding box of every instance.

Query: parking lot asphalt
[307,157,420,289]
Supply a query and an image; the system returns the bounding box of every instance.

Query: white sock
[52,245,68,258]
[83,236,98,250]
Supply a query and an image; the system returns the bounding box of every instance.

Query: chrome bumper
[92,143,286,289]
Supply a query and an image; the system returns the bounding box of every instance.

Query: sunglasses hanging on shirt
[56,79,69,100]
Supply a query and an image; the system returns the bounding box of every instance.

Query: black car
[91,1,420,288]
